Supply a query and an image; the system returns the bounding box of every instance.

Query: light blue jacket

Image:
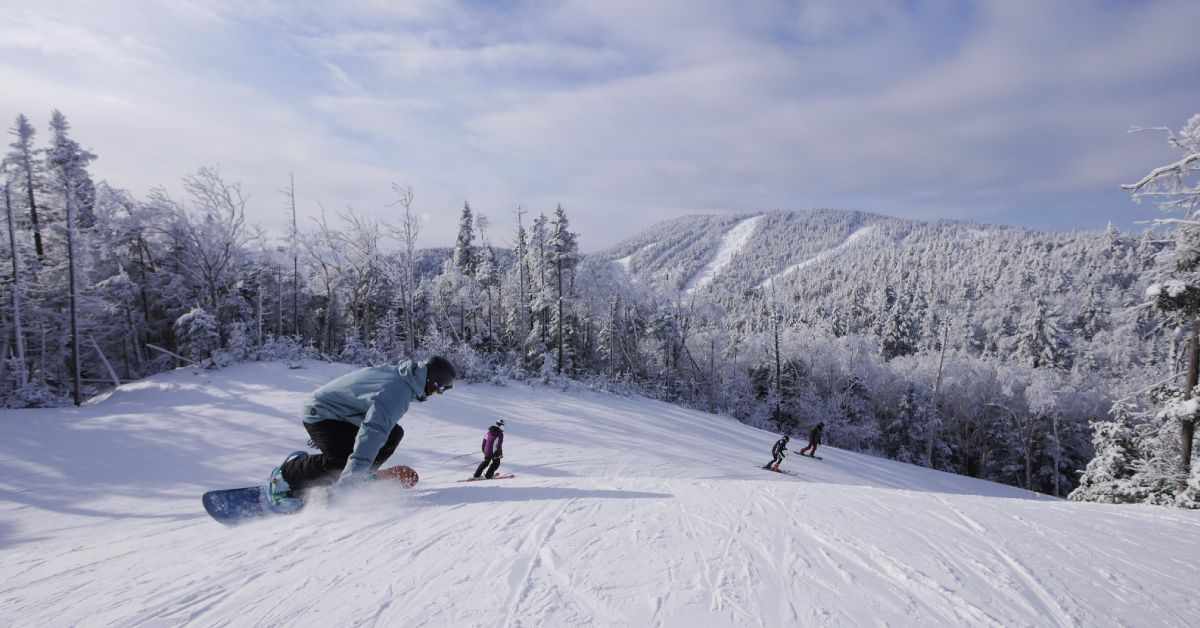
[302,360,428,483]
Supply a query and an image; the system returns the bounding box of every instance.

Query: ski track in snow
[683,215,763,295]
[758,225,877,289]
[2,361,1199,627]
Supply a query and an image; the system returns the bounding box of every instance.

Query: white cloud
[1,0,1197,250]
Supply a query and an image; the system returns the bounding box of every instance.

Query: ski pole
[446,452,478,462]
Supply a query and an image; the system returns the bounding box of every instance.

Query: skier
[798,422,824,457]
[267,355,457,510]
[473,419,505,479]
[764,434,789,471]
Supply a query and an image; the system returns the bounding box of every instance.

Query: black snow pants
[474,455,502,479]
[281,420,404,492]
[767,451,785,468]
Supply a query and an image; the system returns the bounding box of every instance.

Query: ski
[457,474,516,483]
[757,466,799,477]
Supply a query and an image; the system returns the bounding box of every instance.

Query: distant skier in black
[763,435,789,471]
[798,422,824,457]
[473,419,505,479]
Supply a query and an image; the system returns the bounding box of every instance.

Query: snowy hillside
[596,209,898,292]
[757,224,877,289]
[2,362,1198,627]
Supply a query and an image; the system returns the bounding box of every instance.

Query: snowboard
[202,485,274,525]
[457,474,516,483]
[797,453,823,460]
[202,464,419,526]
[373,464,420,486]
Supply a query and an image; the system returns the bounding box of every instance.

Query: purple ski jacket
[482,425,504,456]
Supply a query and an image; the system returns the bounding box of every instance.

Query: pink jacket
[482,425,504,456]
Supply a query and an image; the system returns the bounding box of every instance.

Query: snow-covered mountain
[597,208,1058,296]
[1,362,1196,626]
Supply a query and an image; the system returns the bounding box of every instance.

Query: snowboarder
[798,422,824,457]
[266,356,456,509]
[473,419,505,479]
[764,435,789,471]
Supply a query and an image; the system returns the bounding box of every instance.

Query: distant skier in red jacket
[473,420,505,479]
[798,422,824,457]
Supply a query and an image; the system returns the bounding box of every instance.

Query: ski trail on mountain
[758,225,876,289]
[684,215,762,295]
[611,242,657,281]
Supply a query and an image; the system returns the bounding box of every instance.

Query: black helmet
[425,355,456,392]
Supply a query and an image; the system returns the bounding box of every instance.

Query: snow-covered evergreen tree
[44,110,97,405]
[1070,400,1141,504]
[1014,299,1068,369]
[879,295,917,359]
[1177,461,1200,509]
[883,384,925,463]
[523,213,552,371]
[6,114,45,260]
[174,307,219,364]
[547,204,579,374]
[1120,112,1200,502]
[453,202,475,277]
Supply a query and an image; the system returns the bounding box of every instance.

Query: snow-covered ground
[684,215,762,295]
[2,361,1198,627]
[759,226,877,289]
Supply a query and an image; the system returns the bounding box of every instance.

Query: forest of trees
[2,110,1197,506]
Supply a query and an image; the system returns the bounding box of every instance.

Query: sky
[1,0,1198,252]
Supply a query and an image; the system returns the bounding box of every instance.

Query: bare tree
[389,183,419,355]
[300,214,339,354]
[3,172,27,387]
[153,167,249,319]
[303,205,393,354]
[286,173,300,337]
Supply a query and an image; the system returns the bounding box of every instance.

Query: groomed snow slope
[684,215,762,295]
[1,362,1198,627]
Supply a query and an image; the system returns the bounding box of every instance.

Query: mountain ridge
[592,207,1061,294]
